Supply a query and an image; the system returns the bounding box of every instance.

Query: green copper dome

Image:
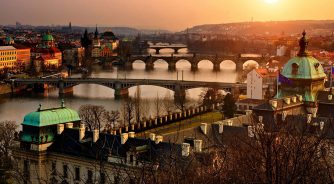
[42,34,54,41]
[281,56,326,80]
[22,106,80,127]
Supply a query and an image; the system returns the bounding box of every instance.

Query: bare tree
[121,97,136,127]
[79,105,106,131]
[154,92,163,117]
[104,110,120,132]
[162,91,175,115]
[134,86,142,125]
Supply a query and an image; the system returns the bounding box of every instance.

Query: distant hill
[86,27,171,36]
[182,20,334,36]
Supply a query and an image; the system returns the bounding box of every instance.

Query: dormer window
[292,63,299,75]
[314,63,320,71]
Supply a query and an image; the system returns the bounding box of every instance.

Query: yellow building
[0,46,17,70]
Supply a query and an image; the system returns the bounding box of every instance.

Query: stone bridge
[149,44,187,54]
[9,78,247,99]
[124,53,289,71]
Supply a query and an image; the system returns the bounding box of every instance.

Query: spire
[298,30,309,57]
[94,25,99,39]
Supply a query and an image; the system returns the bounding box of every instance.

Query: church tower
[278,31,326,108]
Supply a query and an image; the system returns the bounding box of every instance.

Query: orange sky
[0,0,333,31]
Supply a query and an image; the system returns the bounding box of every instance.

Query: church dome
[42,33,54,41]
[281,56,326,80]
[281,31,326,80]
[22,104,80,127]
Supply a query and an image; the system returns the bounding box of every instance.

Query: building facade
[247,68,277,100]
[12,102,182,184]
[0,46,17,71]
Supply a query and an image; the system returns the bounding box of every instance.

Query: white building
[277,45,287,56]
[247,68,277,100]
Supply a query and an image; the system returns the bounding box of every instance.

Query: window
[24,160,30,183]
[63,164,68,178]
[75,167,80,181]
[51,162,57,175]
[292,63,299,75]
[100,172,106,184]
[87,170,93,183]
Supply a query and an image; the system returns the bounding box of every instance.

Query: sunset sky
[0,0,333,31]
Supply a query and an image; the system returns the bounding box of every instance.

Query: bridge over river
[8,78,247,99]
[123,53,289,71]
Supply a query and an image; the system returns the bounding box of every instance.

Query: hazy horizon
[1,0,333,31]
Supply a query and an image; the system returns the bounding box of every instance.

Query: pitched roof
[0,46,16,51]
[48,129,181,162]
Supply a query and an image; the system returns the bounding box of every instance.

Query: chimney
[182,143,190,157]
[284,97,291,105]
[57,124,64,135]
[128,132,135,138]
[149,133,156,141]
[194,140,202,152]
[121,133,128,144]
[93,129,99,143]
[307,114,312,124]
[155,135,163,144]
[248,126,254,138]
[258,116,263,123]
[328,95,333,101]
[298,95,303,102]
[218,122,224,134]
[79,123,85,142]
[227,120,233,126]
[271,100,277,108]
[245,110,252,115]
[66,122,73,128]
[200,123,207,135]
[320,121,325,131]
[291,96,297,103]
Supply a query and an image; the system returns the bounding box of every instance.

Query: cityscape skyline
[0,0,334,31]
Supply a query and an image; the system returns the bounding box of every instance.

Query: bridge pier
[115,88,129,99]
[236,62,243,71]
[155,48,161,54]
[125,61,133,70]
[145,62,154,70]
[173,48,179,54]
[191,63,198,71]
[168,62,176,71]
[213,63,220,71]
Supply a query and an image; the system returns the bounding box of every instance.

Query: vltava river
[0,48,256,124]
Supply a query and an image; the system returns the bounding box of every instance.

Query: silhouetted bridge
[9,78,246,99]
[124,53,289,71]
[149,44,187,54]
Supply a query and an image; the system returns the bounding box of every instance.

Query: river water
[0,48,256,124]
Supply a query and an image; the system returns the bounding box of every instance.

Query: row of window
[0,57,16,61]
[52,162,109,183]
[0,62,15,67]
[0,51,16,55]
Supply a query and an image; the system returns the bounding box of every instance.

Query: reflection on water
[0,49,238,123]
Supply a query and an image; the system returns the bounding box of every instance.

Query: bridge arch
[219,60,236,70]
[128,85,175,98]
[132,60,147,70]
[175,59,192,70]
[197,60,214,69]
